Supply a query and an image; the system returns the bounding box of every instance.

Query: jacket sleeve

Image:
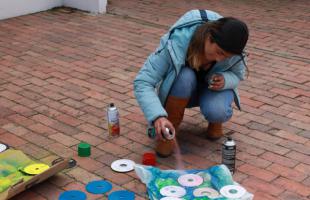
[219,56,246,90]
[134,47,173,123]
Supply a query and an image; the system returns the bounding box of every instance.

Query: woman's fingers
[155,119,164,140]
[209,74,224,90]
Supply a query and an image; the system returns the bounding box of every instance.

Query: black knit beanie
[210,17,249,55]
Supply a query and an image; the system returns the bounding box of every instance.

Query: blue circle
[86,180,112,194]
[108,190,135,200]
[59,190,87,200]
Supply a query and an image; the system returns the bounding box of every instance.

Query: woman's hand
[208,74,225,90]
[154,117,175,140]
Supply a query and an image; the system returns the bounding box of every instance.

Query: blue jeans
[169,66,234,123]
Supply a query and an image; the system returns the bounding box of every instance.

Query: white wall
[64,0,106,13]
[0,0,107,20]
[0,0,63,20]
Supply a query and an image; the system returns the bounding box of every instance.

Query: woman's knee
[170,67,197,97]
[201,102,233,123]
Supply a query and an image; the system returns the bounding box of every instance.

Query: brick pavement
[0,0,309,199]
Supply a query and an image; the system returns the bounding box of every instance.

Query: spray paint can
[147,127,175,140]
[107,103,120,137]
[222,136,236,174]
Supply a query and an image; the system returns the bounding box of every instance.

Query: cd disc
[0,143,9,153]
[177,174,203,187]
[111,159,135,173]
[160,186,186,198]
[220,185,246,199]
[108,190,135,200]
[86,180,112,194]
[59,190,87,200]
[193,187,220,198]
[22,163,50,175]
[160,197,183,200]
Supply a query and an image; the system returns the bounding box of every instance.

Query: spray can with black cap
[222,136,236,174]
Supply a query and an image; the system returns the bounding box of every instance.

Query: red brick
[294,163,310,175]
[32,181,64,200]
[267,163,307,182]
[2,123,29,136]
[95,166,134,185]
[287,112,310,123]
[27,123,57,135]
[260,152,299,167]
[83,90,108,101]
[252,191,278,200]
[238,163,278,182]
[122,179,147,197]
[274,177,310,196]
[240,96,265,108]
[237,151,272,168]
[48,132,80,146]
[96,152,119,166]
[66,167,101,184]
[290,121,310,131]
[48,173,74,187]
[286,151,310,165]
[77,123,104,136]
[0,132,27,147]
[234,133,289,155]
[272,130,308,144]
[242,176,284,196]
[7,114,36,126]
[248,130,283,144]
[279,191,309,200]
[73,132,105,146]
[45,142,75,158]
[72,155,105,171]
[55,114,83,126]
[97,141,131,157]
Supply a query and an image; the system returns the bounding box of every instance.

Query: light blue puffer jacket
[134,9,246,123]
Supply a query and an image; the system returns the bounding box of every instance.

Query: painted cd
[177,174,203,187]
[220,185,246,199]
[23,163,50,175]
[160,186,186,198]
[59,190,87,200]
[111,159,135,173]
[86,180,112,194]
[108,190,135,200]
[193,187,220,198]
[0,143,9,153]
[160,197,183,200]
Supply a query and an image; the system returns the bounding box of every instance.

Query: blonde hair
[186,22,214,71]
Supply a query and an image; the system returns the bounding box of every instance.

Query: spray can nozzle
[162,127,175,140]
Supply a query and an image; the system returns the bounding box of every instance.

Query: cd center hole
[229,189,238,194]
[202,191,211,195]
[188,178,193,182]
[120,164,127,167]
[171,190,176,193]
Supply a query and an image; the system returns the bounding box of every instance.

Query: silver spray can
[222,136,236,174]
[107,103,120,137]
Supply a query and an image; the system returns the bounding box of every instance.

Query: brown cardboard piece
[0,158,74,200]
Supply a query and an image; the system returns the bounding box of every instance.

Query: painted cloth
[135,164,254,200]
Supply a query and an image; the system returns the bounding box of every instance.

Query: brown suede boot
[206,123,223,140]
[155,96,189,157]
